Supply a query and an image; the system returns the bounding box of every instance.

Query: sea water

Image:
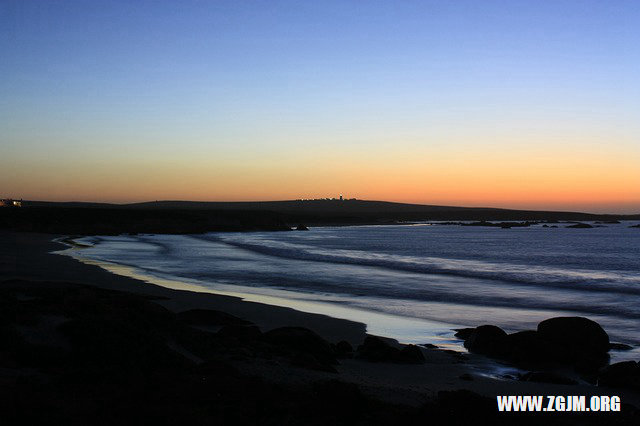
[62,223,640,360]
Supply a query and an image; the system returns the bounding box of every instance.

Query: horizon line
[15,198,640,217]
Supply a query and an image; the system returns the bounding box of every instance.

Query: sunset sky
[2,0,639,213]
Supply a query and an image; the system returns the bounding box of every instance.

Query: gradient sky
[1,0,639,213]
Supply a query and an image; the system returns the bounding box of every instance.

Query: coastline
[2,230,640,422]
[1,231,366,345]
[58,236,468,351]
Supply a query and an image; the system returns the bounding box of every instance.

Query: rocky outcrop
[463,325,508,356]
[457,317,611,371]
[598,361,640,389]
[566,223,593,228]
[217,324,263,340]
[537,317,609,355]
[177,309,252,326]
[356,336,425,364]
[333,340,354,358]
[264,326,338,371]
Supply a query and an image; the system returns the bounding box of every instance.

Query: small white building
[0,199,22,207]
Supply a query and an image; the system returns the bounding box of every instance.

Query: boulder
[398,344,426,364]
[356,336,400,362]
[454,328,475,340]
[217,324,262,341]
[598,361,640,389]
[458,317,611,371]
[333,340,354,357]
[505,330,556,365]
[463,325,509,356]
[355,336,424,364]
[177,309,251,326]
[295,224,309,231]
[264,327,337,365]
[537,317,609,355]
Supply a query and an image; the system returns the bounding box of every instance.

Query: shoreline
[57,229,640,356]
[2,230,640,421]
[2,231,367,345]
[58,236,467,351]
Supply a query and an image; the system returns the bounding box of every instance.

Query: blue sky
[1,1,639,212]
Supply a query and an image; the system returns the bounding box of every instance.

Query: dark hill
[5,199,639,234]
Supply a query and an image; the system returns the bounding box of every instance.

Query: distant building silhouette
[296,195,354,202]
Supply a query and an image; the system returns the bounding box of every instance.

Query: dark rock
[457,317,612,372]
[537,316,609,355]
[598,361,640,389]
[609,343,633,351]
[537,317,610,370]
[505,330,556,365]
[295,224,309,231]
[333,340,354,357]
[421,343,438,349]
[217,324,262,341]
[463,325,508,356]
[398,344,426,364]
[520,371,577,385]
[356,336,400,362]
[264,327,337,365]
[454,328,475,340]
[177,309,252,326]
[462,221,494,227]
[630,224,640,228]
[355,336,424,364]
[566,223,593,228]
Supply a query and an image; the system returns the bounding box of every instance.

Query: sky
[1,0,639,213]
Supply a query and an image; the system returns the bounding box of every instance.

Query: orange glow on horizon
[3,135,639,214]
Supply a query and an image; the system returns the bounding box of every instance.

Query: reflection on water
[60,248,465,350]
[54,223,640,362]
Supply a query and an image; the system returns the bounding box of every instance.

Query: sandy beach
[2,230,640,424]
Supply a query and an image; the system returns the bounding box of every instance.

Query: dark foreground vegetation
[2,280,639,425]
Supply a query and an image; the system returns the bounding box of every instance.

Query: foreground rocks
[458,317,613,371]
[598,361,640,390]
[3,281,640,425]
[458,317,640,392]
[356,336,425,364]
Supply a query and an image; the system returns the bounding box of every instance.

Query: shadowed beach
[2,230,640,424]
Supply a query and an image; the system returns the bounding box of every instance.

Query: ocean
[63,223,640,360]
